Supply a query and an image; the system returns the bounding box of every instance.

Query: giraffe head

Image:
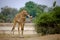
[22,10,27,13]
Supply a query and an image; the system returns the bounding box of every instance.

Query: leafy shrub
[34,10,60,35]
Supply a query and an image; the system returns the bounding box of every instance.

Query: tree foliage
[34,6,60,35]
[53,1,56,7]
[34,0,60,35]
[19,1,47,17]
[0,6,18,22]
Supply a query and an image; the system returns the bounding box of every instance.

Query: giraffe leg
[18,23,21,35]
[21,23,24,37]
[11,21,16,35]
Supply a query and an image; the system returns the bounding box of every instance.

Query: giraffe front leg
[20,23,24,38]
[18,23,21,35]
[11,21,16,35]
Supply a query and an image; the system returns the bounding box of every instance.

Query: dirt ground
[0,23,60,40]
[0,34,60,40]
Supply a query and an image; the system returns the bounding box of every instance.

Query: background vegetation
[0,1,47,22]
[0,6,18,22]
[34,1,60,35]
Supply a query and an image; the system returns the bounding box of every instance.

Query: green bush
[34,10,60,35]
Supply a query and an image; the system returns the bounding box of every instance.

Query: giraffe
[11,10,32,37]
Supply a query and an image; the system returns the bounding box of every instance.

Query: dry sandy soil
[0,34,60,40]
